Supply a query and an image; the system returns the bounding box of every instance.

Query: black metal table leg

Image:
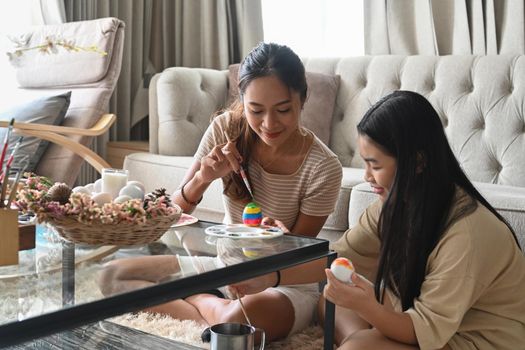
[62,241,75,306]
[324,251,337,350]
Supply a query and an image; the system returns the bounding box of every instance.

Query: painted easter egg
[242,202,263,227]
[242,247,262,258]
[330,257,355,283]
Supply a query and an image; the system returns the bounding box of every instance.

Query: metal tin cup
[210,323,265,350]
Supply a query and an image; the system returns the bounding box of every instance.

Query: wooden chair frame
[0,114,116,173]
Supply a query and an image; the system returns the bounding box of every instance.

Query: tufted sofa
[124,55,525,247]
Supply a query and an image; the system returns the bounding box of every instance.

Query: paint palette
[204,224,284,239]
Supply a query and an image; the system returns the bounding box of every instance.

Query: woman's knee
[214,299,246,324]
[98,262,120,295]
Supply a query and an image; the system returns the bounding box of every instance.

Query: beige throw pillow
[227,64,340,145]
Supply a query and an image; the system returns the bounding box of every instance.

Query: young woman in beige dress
[232,91,525,349]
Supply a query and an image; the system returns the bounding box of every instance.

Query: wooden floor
[7,321,201,350]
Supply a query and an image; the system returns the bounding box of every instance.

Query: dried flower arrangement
[15,174,181,245]
[16,174,179,225]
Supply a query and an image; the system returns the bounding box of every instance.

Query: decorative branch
[6,35,107,62]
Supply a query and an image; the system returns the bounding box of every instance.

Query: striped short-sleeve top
[195,113,342,230]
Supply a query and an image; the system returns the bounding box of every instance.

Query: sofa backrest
[150,55,525,188]
[303,55,525,187]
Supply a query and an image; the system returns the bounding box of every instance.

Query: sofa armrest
[149,67,229,156]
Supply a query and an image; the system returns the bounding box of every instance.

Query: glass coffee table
[0,221,336,349]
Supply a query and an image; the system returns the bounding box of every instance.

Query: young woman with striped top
[99,42,342,342]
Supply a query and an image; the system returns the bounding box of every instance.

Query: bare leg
[338,329,417,350]
[318,294,371,346]
[97,255,207,324]
[98,255,297,336]
[338,328,452,350]
[98,255,181,295]
[320,293,451,350]
[186,289,295,342]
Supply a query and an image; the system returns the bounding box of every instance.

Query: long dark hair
[357,90,520,310]
[223,42,307,199]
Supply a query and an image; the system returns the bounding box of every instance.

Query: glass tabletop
[0,220,333,347]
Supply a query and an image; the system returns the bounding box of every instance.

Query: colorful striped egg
[330,257,355,283]
[242,202,263,227]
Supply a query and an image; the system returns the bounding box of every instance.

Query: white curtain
[365,0,525,55]
[262,0,364,57]
[31,0,66,24]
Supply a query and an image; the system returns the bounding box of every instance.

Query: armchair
[1,17,124,185]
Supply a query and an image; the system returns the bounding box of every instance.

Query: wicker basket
[45,210,182,245]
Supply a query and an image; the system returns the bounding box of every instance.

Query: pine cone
[143,187,172,209]
[47,182,72,204]
[153,188,168,198]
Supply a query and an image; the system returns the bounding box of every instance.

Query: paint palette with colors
[204,224,283,239]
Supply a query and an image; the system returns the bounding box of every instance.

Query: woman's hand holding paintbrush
[222,131,254,198]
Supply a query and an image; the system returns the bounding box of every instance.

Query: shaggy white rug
[111,312,326,350]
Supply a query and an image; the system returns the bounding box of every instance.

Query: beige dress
[331,189,525,350]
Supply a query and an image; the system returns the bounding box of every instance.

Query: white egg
[126,180,145,192]
[91,192,112,206]
[330,258,354,283]
[84,183,94,193]
[119,184,144,200]
[94,179,103,193]
[72,186,91,195]
[114,195,133,204]
[331,265,353,283]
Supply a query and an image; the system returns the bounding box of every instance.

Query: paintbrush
[0,136,23,182]
[6,158,29,208]
[235,291,252,326]
[0,162,11,208]
[223,131,254,198]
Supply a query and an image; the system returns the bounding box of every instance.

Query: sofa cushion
[8,17,122,88]
[124,152,225,223]
[0,91,71,172]
[227,64,340,145]
[349,182,525,250]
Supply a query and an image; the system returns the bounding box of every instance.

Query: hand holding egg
[325,258,376,312]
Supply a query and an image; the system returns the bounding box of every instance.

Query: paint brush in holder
[6,155,29,208]
[0,136,23,183]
